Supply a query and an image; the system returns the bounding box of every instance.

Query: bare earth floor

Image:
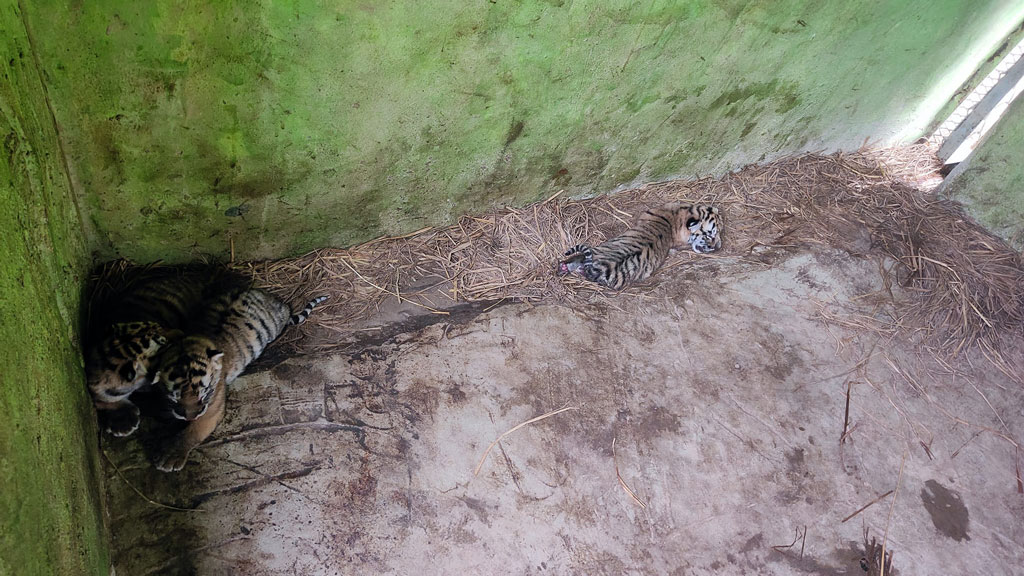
[103,246,1024,575]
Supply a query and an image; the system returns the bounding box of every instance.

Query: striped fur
[85,322,167,437]
[289,295,329,326]
[84,265,246,436]
[557,203,721,290]
[152,289,327,471]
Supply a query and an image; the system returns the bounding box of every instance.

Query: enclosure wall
[942,94,1024,250]
[0,4,109,575]
[25,1,1024,262]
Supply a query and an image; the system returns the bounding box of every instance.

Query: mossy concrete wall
[0,3,109,575]
[942,94,1024,250]
[25,0,1024,263]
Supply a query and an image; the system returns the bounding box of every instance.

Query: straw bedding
[95,145,1024,368]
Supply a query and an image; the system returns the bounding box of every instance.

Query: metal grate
[929,36,1024,158]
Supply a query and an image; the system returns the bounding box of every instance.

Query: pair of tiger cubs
[85,265,326,472]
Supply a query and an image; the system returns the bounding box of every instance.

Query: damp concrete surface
[102,246,1024,575]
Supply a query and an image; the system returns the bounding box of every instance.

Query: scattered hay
[93,144,1024,366]
[612,436,648,509]
[472,404,578,477]
[247,143,1022,365]
[861,531,897,576]
[841,489,893,524]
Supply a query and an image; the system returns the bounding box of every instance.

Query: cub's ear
[206,348,224,360]
[151,370,162,384]
[709,206,719,215]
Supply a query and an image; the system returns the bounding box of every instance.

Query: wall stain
[503,119,525,148]
[709,80,800,115]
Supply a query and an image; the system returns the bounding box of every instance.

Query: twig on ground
[612,437,648,508]
[473,405,578,477]
[841,489,894,523]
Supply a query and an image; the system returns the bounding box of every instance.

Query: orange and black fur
[84,264,246,437]
[152,288,327,471]
[558,203,721,290]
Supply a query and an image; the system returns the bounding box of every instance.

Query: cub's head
[557,245,593,277]
[153,336,224,421]
[683,205,722,254]
[86,322,167,402]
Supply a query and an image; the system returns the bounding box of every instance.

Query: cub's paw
[155,442,191,473]
[102,405,140,437]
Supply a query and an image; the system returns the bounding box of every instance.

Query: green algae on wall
[0,3,109,575]
[942,94,1024,250]
[26,0,1024,263]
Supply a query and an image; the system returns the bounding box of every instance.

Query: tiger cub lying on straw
[152,288,327,472]
[558,203,721,290]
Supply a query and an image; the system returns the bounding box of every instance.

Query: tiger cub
[152,289,328,471]
[557,203,721,290]
[84,264,246,437]
[85,321,168,436]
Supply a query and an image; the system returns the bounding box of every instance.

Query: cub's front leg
[156,381,226,472]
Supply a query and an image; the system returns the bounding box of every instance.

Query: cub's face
[557,245,593,277]
[153,337,224,421]
[87,322,166,403]
[686,206,722,254]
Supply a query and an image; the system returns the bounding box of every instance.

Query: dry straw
[96,145,1024,369]
[472,405,578,477]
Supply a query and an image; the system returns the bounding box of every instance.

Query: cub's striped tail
[289,295,329,326]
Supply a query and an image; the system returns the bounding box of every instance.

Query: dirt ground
[100,242,1024,575]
